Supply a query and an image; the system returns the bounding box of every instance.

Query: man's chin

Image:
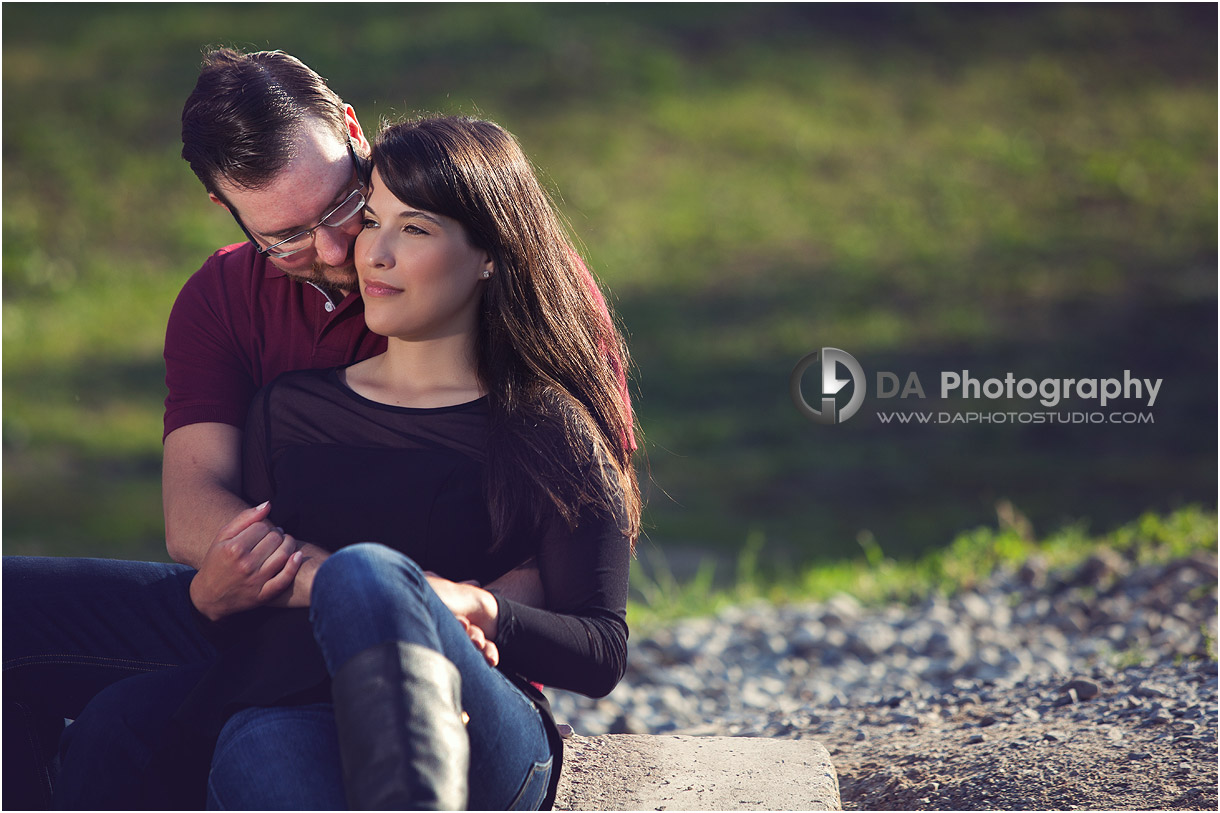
[286,263,358,298]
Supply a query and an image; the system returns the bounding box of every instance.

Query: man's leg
[205,704,346,810]
[54,664,212,811]
[3,556,216,808]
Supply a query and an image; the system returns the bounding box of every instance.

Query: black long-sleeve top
[233,366,631,698]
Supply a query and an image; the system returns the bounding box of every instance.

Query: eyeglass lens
[267,188,366,257]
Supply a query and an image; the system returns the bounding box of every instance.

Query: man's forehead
[223,131,353,235]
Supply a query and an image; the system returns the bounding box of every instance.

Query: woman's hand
[458,616,499,667]
[189,501,303,622]
[424,572,500,647]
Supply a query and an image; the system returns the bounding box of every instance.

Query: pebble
[1059,679,1101,701]
[545,553,1218,743]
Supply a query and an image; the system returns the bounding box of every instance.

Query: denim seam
[12,700,53,799]
[506,756,553,811]
[4,654,180,671]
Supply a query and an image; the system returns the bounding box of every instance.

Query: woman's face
[355,168,491,341]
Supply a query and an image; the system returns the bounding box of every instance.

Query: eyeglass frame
[229,141,367,261]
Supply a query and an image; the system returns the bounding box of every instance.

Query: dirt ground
[825,693,1217,811]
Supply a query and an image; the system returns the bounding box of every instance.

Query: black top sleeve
[240,386,274,505]
[493,498,631,699]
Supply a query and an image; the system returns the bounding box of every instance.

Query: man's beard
[284,259,359,303]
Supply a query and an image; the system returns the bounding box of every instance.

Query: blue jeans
[206,543,552,810]
[2,556,214,809]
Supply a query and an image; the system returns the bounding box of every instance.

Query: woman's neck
[346,334,483,408]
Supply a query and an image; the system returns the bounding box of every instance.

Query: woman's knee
[314,544,425,603]
[311,545,432,634]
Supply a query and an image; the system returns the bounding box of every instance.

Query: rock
[1054,689,1079,707]
[1074,548,1126,586]
[1059,678,1101,701]
[1019,555,1049,589]
[1134,681,1173,699]
[610,713,651,735]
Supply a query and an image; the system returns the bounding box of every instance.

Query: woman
[202,114,637,810]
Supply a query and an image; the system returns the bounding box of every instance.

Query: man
[4,48,571,808]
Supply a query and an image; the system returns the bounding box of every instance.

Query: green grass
[626,506,1218,631]
[3,4,1216,563]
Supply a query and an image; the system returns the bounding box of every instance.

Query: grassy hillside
[3,4,1216,563]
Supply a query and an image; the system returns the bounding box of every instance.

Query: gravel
[545,550,1218,809]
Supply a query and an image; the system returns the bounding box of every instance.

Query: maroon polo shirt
[163,242,386,440]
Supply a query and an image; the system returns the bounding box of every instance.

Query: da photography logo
[790,347,865,425]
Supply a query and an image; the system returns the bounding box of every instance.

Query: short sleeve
[163,250,257,440]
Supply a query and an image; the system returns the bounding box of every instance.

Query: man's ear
[345,105,371,157]
[208,192,230,212]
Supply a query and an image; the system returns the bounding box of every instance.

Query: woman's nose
[358,230,391,270]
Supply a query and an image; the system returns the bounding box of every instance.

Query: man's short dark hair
[181,48,348,195]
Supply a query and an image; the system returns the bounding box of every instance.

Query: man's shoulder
[173,241,290,318]
[182,241,263,289]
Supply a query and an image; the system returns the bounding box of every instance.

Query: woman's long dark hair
[370,115,640,548]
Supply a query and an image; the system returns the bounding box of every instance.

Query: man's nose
[314,223,355,266]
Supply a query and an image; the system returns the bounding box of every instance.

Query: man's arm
[163,422,329,612]
[163,422,249,566]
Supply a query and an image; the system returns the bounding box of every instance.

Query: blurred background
[3,4,1216,582]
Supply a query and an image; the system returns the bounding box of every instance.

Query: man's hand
[264,541,331,608]
[189,501,303,622]
[425,573,500,644]
[426,562,544,663]
[458,616,499,667]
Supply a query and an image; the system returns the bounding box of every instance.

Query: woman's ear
[208,192,230,212]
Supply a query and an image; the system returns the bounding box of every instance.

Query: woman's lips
[363,279,403,297]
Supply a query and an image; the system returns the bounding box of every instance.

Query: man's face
[215,118,363,296]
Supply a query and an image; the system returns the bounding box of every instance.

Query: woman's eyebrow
[398,209,442,225]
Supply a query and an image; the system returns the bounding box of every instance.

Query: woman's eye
[403,223,427,235]
[360,217,379,230]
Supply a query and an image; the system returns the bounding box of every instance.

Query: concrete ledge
[554,734,841,811]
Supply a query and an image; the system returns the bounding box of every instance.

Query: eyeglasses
[234,142,367,261]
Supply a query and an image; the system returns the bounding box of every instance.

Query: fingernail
[257,500,270,510]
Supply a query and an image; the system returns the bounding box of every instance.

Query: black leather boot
[331,641,468,810]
